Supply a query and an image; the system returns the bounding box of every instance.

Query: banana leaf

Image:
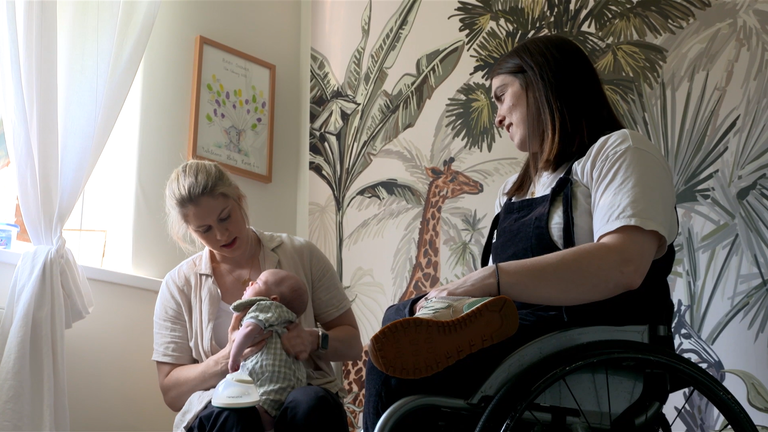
[348,178,424,208]
[354,0,422,137]
[349,39,465,183]
[310,48,341,110]
[342,0,371,96]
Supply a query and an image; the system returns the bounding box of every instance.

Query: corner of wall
[296,0,311,239]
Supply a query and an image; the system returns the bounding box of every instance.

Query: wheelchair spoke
[563,377,594,430]
[605,366,612,429]
[668,386,696,428]
[476,340,757,432]
[527,408,543,425]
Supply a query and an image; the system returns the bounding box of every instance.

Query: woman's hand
[414,284,465,314]
[414,266,497,314]
[280,322,316,361]
[414,286,453,314]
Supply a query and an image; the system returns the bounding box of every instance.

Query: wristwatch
[316,328,329,353]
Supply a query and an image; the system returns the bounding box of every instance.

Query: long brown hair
[490,35,625,198]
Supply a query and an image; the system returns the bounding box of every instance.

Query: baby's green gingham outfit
[230,297,307,416]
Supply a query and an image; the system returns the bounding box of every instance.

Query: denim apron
[482,164,674,330]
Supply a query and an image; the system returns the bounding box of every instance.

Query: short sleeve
[495,175,517,213]
[574,130,678,254]
[306,240,351,324]
[152,274,196,365]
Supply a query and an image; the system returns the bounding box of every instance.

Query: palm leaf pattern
[341,1,371,97]
[345,93,520,300]
[347,137,482,299]
[439,1,768,428]
[621,71,738,206]
[308,195,336,263]
[446,0,709,152]
[445,81,500,151]
[697,72,768,345]
[310,1,768,429]
[309,0,465,281]
[625,8,767,428]
[622,53,768,358]
[659,0,768,99]
[344,266,388,342]
[444,209,488,275]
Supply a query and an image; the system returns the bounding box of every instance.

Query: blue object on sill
[0,223,20,250]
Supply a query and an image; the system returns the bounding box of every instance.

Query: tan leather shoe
[368,296,519,379]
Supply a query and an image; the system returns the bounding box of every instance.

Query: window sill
[0,248,161,293]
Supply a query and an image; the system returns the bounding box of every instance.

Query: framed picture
[189,36,275,183]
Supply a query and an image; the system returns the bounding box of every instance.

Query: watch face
[320,330,330,350]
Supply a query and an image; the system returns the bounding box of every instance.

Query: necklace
[219,232,257,287]
[529,173,541,198]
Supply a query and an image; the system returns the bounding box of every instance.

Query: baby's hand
[228,358,240,373]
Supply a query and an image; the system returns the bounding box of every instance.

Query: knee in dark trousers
[274,385,347,432]
[186,402,264,432]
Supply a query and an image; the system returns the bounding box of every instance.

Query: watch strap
[316,328,329,353]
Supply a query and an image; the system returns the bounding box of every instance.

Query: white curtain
[0,1,160,430]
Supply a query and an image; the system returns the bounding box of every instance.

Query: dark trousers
[363,295,565,432]
[187,385,347,432]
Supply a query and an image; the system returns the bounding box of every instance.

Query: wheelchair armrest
[467,325,652,404]
[374,395,473,432]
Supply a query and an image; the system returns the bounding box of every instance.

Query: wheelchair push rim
[476,340,758,432]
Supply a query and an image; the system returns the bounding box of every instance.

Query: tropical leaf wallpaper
[309,0,768,430]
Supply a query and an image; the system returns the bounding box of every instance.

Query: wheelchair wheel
[476,340,757,432]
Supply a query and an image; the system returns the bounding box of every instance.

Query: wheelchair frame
[374,325,758,432]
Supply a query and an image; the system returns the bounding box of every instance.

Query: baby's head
[243,269,308,316]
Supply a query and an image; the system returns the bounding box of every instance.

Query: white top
[153,229,351,431]
[212,243,267,349]
[495,130,678,257]
[212,301,233,351]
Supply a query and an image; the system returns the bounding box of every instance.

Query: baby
[228,268,309,432]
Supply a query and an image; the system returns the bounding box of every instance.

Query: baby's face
[243,273,279,299]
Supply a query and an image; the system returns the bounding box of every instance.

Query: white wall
[132,0,309,280]
[65,278,174,432]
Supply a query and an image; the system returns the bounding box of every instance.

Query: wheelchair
[374,325,759,432]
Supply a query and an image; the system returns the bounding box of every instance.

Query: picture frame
[189,36,275,183]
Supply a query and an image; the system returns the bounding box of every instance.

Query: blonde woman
[154,160,362,432]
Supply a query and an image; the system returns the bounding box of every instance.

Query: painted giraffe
[399,157,484,302]
[342,158,483,431]
[342,348,369,431]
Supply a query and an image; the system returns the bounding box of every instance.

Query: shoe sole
[368,296,519,379]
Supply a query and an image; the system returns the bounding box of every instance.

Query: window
[0,118,24,252]
[0,63,144,273]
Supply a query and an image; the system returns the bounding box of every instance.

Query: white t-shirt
[212,300,233,350]
[495,129,678,258]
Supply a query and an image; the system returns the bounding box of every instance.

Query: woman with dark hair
[363,34,678,431]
